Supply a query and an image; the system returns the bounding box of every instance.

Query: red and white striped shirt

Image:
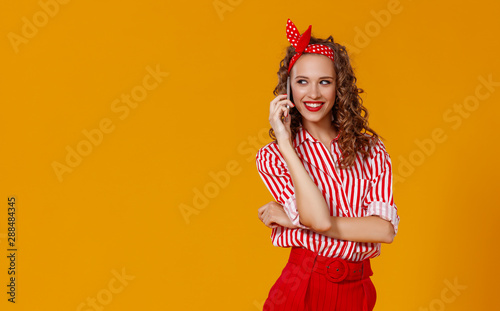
[256,127,400,261]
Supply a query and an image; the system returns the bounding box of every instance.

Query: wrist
[277,139,295,155]
[327,216,340,239]
[276,135,292,147]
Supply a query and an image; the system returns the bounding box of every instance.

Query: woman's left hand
[258,201,297,229]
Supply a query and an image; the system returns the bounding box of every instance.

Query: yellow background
[1,0,499,310]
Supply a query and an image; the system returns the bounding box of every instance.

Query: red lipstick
[303,101,324,112]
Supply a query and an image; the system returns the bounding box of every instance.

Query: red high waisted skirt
[263,247,377,311]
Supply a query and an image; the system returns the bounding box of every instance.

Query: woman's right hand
[269,94,295,146]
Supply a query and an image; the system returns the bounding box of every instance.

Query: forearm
[278,141,331,231]
[315,215,395,244]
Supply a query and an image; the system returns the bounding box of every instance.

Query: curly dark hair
[269,35,384,170]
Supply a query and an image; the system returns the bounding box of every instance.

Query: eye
[320,80,332,85]
[296,79,307,84]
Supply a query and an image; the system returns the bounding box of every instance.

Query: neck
[302,115,338,143]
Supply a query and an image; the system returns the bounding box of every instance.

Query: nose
[308,83,321,99]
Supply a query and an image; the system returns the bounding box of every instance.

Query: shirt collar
[294,126,341,148]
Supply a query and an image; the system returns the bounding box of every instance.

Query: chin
[301,112,328,122]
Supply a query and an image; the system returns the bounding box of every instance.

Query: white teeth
[305,103,323,107]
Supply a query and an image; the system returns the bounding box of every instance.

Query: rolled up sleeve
[256,144,308,229]
[362,148,400,234]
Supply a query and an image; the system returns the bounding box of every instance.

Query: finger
[258,205,264,214]
[285,108,293,123]
[284,114,290,124]
[271,97,293,112]
[263,210,272,227]
[270,98,294,121]
[271,99,287,114]
[272,94,288,103]
[260,208,266,220]
[270,95,288,113]
[280,97,295,108]
[271,105,289,122]
[258,205,267,217]
[277,98,295,109]
[269,106,285,126]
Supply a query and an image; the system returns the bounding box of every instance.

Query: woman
[256,19,400,311]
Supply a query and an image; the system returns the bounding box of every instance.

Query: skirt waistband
[288,247,373,283]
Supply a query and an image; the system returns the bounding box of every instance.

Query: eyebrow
[295,75,335,79]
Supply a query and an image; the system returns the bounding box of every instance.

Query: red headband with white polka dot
[286,19,335,74]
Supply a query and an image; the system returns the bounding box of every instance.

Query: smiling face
[289,53,336,127]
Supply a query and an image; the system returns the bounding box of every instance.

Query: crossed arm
[258,202,395,243]
[257,141,396,244]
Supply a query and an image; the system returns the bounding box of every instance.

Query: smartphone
[286,77,294,108]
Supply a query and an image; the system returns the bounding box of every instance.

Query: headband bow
[286,19,335,74]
